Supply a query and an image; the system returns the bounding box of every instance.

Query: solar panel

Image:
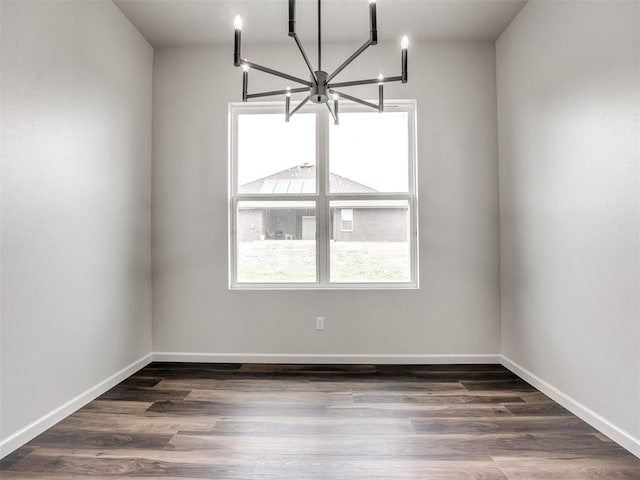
[258,179,277,194]
[273,179,291,194]
[288,179,304,193]
[301,180,315,193]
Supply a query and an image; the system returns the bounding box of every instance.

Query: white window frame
[229,100,419,290]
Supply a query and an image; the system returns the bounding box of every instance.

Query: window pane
[329,112,409,193]
[237,113,316,194]
[237,201,316,283]
[330,200,410,283]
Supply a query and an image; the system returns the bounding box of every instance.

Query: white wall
[152,41,501,360]
[0,0,153,454]
[497,0,640,453]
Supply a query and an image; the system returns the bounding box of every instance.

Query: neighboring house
[238,164,408,242]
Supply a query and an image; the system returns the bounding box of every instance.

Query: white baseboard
[0,353,153,459]
[501,355,640,459]
[152,352,501,364]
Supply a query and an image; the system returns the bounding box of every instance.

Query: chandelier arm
[329,90,379,112]
[241,60,312,87]
[325,39,373,84]
[329,75,403,89]
[325,102,336,123]
[292,34,317,82]
[246,87,308,100]
[289,95,311,118]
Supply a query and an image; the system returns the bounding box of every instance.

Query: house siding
[237,210,263,242]
[333,208,408,242]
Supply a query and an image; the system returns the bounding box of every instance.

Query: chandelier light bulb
[234,15,243,30]
[368,0,376,3]
[378,73,384,85]
[401,35,409,50]
[286,86,291,97]
[332,93,339,101]
[242,64,249,72]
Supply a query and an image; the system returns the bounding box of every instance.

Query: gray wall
[152,41,500,358]
[0,0,153,452]
[497,0,639,447]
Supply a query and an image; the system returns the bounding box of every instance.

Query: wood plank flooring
[1,363,639,479]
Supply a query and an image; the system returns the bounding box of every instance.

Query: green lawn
[238,240,409,283]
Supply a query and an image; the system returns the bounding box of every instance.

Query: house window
[229,100,418,289]
[340,209,353,232]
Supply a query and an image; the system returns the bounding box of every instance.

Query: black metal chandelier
[233,0,409,124]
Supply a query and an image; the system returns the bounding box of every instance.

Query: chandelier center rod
[317,0,322,71]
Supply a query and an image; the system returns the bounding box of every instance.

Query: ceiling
[113,0,528,48]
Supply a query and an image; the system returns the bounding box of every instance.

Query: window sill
[229,282,419,291]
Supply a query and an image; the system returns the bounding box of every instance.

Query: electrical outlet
[315,317,325,331]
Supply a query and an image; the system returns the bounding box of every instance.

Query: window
[229,100,418,289]
[340,209,353,232]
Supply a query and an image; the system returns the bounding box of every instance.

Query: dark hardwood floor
[2,363,639,479]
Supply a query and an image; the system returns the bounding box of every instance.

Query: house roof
[240,164,378,194]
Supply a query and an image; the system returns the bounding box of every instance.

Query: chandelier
[233,0,409,123]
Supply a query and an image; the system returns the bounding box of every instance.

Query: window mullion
[317,107,330,285]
